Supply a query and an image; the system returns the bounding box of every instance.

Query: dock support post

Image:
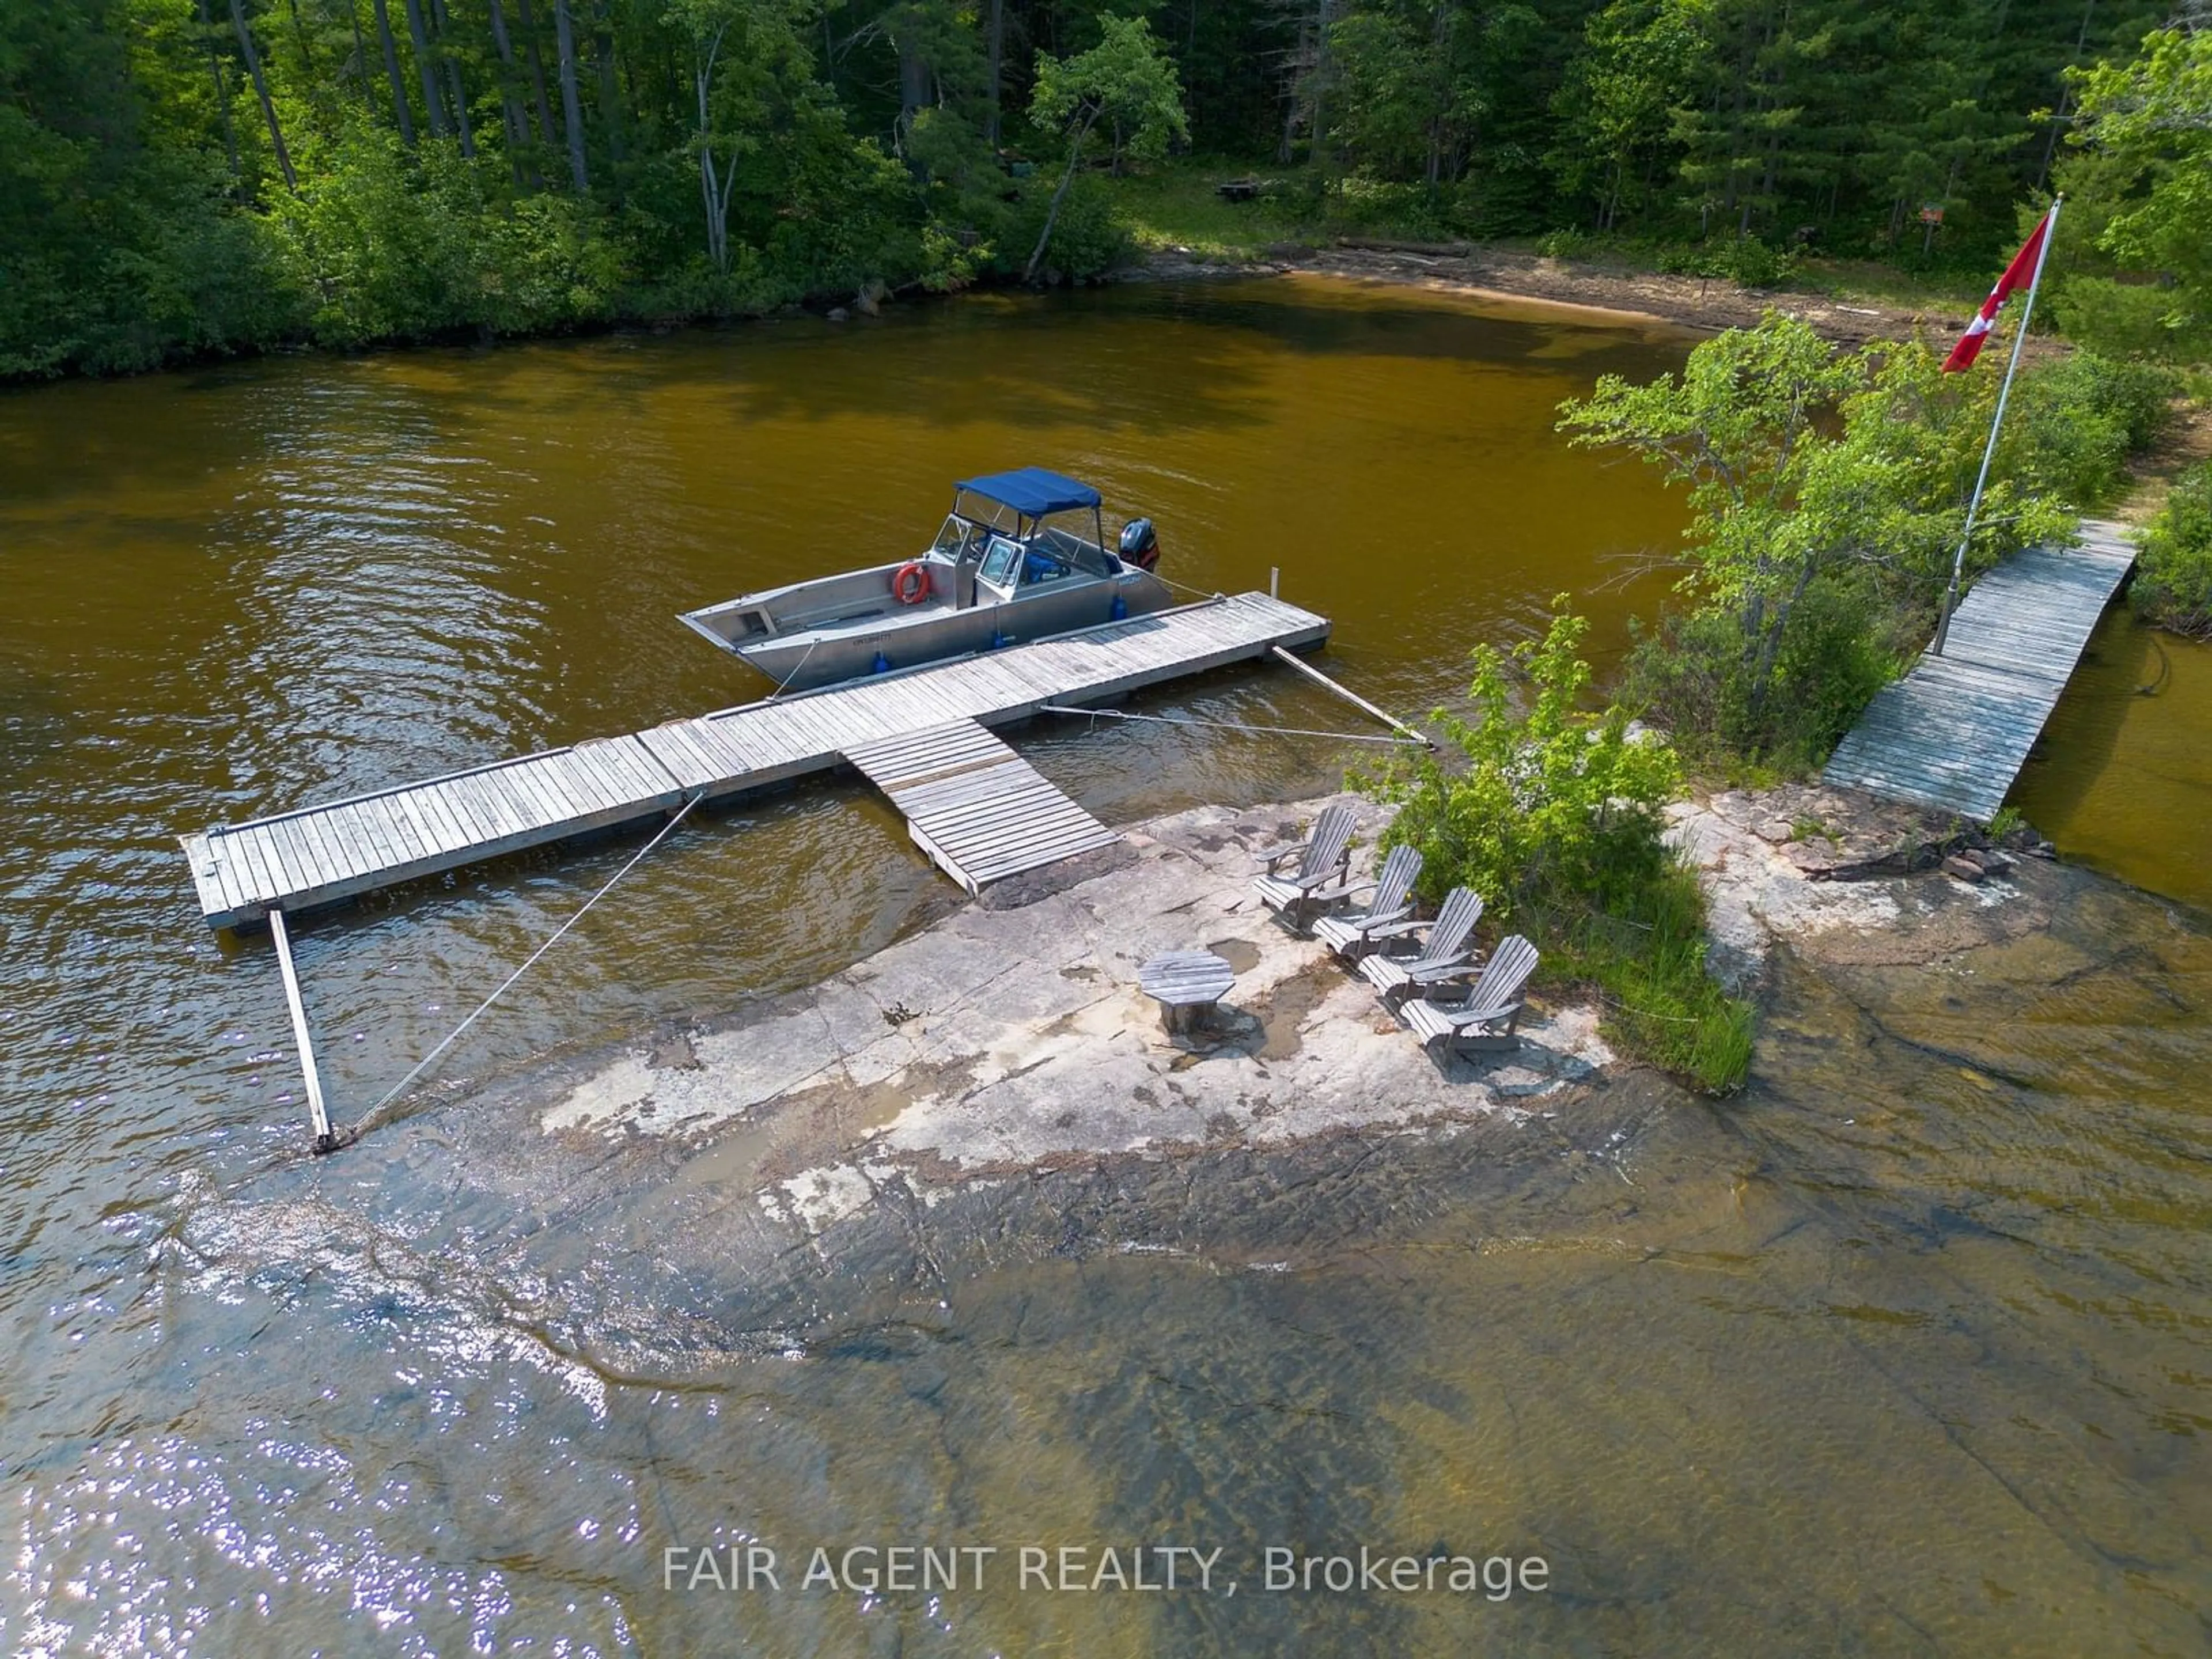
[1270,566,1279,599]
[268,907,343,1154]
[1269,647,1433,748]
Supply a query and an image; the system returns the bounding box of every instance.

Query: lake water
[1,276,2206,1653]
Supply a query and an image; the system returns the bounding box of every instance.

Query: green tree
[1023,15,1185,282]
[2136,462,2212,637]
[1362,601,1751,1093]
[2058,25,2212,361]
[1548,0,1711,230]
[1377,602,1682,919]
[1558,314,2075,755]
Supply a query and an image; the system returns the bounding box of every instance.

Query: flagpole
[1933,194,2062,658]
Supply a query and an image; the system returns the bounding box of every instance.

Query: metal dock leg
[267,907,344,1154]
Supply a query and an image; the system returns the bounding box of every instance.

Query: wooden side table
[1139,950,1237,1036]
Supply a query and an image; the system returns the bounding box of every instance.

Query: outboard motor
[1118,517,1161,573]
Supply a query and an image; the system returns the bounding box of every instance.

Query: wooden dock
[1823,520,2137,821]
[844,721,1121,894]
[180,592,1328,930]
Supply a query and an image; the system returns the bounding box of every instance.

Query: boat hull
[689,565,1175,692]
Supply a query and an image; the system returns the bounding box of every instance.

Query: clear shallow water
[0,277,2207,1653]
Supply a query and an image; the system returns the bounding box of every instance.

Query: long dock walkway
[1823,520,2137,821]
[180,592,1328,930]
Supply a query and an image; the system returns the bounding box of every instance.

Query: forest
[3,0,2207,378]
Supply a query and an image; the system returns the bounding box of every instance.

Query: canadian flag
[1942,210,2054,372]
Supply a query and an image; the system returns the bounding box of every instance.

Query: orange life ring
[892,561,933,605]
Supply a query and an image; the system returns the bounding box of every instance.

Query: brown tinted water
[2010,606,2212,911]
[1,277,2206,1653]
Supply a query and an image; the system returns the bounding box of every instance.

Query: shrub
[1654,235,1799,288]
[999,174,1134,279]
[1537,227,1599,260]
[2052,274,2212,366]
[1622,576,1903,776]
[2010,351,2177,505]
[1358,602,1752,1094]
[474,194,627,336]
[1373,603,1681,919]
[2137,462,2212,636]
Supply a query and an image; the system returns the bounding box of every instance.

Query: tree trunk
[196,0,244,189]
[429,0,475,156]
[1306,0,1335,175]
[344,0,376,117]
[553,0,590,191]
[486,0,535,183]
[285,0,318,81]
[694,29,734,273]
[1025,104,1100,283]
[2035,0,2097,191]
[1745,560,1819,720]
[896,17,930,168]
[1423,0,1449,187]
[592,0,624,192]
[370,0,416,141]
[229,0,298,192]
[401,0,449,136]
[986,0,1005,147]
[514,0,560,163]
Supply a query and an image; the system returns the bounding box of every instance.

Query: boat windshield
[978,535,1024,589]
[930,515,987,560]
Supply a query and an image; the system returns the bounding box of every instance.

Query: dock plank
[179,592,1328,927]
[1824,522,2135,821]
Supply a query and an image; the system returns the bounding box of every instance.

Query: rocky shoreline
[532,794,1614,1229]
[1130,241,1966,348]
[454,781,2073,1256]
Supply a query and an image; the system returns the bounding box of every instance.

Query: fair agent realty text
[661,1541,1550,1600]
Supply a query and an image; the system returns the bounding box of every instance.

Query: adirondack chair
[1400,935,1539,1056]
[1250,804,1357,931]
[1312,844,1424,960]
[1357,887,1485,1006]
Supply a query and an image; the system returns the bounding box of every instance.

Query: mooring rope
[770,635,823,697]
[1156,572,1229,603]
[1036,702,1420,745]
[339,792,704,1143]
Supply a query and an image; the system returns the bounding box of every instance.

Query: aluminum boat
[677,467,1175,691]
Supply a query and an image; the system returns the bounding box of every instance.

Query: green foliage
[1029,16,1188,164]
[1559,313,2159,768]
[1361,601,1748,1092]
[1554,863,1753,1093]
[1370,603,1683,920]
[1024,16,1184,281]
[1005,173,1134,278]
[2136,463,2212,638]
[1652,234,1797,287]
[4,0,2206,377]
[1619,581,1901,772]
[268,133,626,344]
[2007,351,2177,506]
[2058,27,2212,363]
[1547,0,1713,232]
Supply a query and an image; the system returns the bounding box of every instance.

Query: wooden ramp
[1823,520,2137,821]
[180,592,1328,929]
[844,721,1119,893]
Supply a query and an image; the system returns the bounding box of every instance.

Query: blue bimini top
[955,467,1103,517]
